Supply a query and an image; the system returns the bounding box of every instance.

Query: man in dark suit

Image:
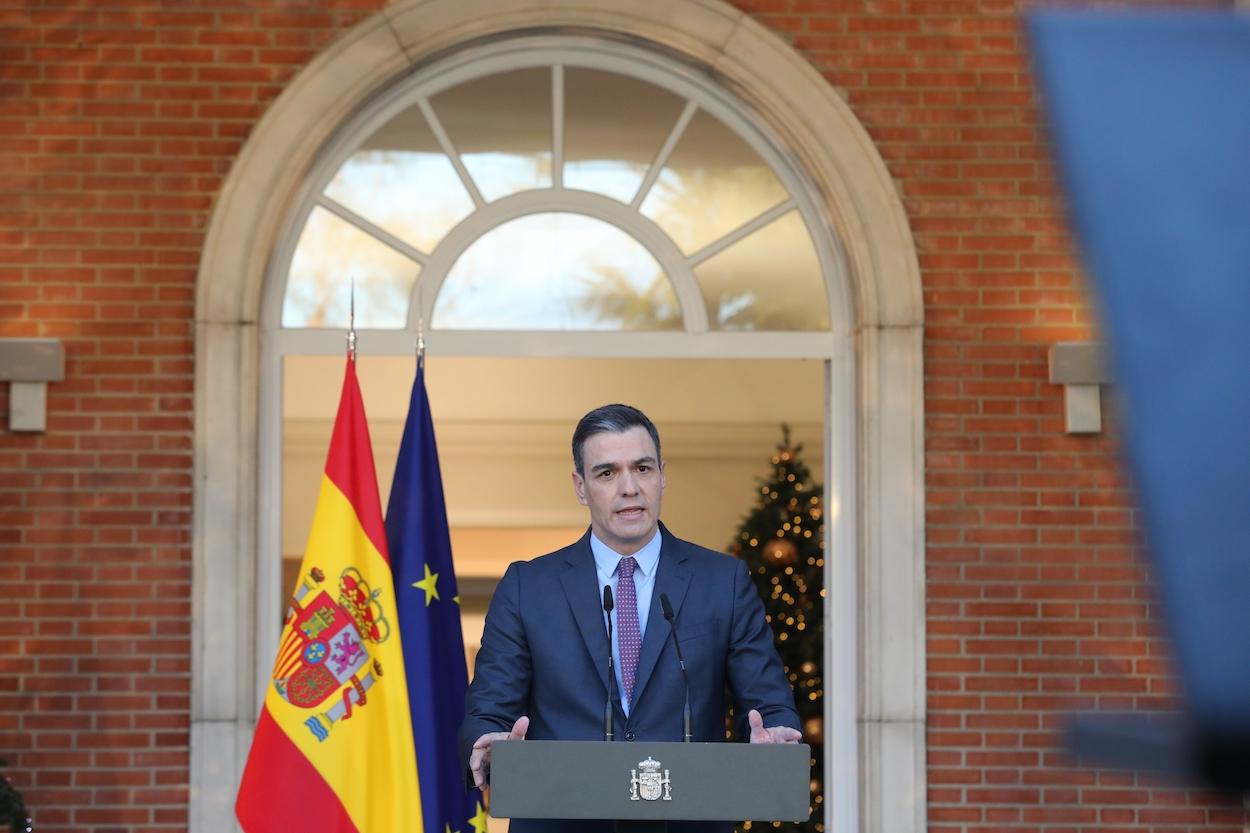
[459,404,802,831]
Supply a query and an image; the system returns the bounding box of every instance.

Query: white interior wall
[281,355,826,662]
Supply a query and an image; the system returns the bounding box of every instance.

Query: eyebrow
[589,456,657,474]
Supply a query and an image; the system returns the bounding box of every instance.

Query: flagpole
[236,271,422,832]
[416,283,425,371]
[348,277,357,363]
[385,282,486,833]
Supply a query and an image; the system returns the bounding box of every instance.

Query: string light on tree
[729,425,825,833]
[763,538,797,566]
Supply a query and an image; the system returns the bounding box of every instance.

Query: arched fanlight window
[433,212,680,331]
[276,48,839,341]
[197,8,927,832]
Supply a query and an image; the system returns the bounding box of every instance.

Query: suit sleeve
[725,558,801,733]
[458,561,532,780]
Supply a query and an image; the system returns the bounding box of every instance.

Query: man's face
[572,426,666,556]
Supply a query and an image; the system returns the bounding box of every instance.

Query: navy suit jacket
[459,524,800,833]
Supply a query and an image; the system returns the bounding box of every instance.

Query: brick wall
[729,0,1246,830]
[1,1,1244,831]
[0,3,384,830]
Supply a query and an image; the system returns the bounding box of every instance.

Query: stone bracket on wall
[0,338,64,433]
[1049,341,1108,435]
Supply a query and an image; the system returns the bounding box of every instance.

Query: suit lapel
[559,529,612,695]
[630,528,692,709]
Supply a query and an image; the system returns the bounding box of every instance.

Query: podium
[489,740,811,830]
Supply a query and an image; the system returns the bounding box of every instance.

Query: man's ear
[571,470,588,506]
[659,460,666,494]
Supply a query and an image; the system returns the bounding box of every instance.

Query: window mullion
[552,64,564,191]
[629,100,697,210]
[418,97,487,208]
[317,195,430,265]
[687,198,796,268]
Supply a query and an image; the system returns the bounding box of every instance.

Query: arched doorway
[192,3,923,832]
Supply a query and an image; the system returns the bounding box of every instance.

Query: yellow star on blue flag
[413,562,439,605]
[468,801,489,833]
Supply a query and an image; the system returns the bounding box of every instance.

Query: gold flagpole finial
[347,277,357,362]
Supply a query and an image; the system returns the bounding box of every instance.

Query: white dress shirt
[591,529,661,717]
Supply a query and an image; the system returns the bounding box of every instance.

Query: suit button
[625,731,635,741]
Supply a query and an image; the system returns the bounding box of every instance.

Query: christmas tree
[729,426,824,833]
[0,759,31,833]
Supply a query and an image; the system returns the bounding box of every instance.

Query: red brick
[5,1,1240,831]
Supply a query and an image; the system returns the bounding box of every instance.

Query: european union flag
[385,357,485,833]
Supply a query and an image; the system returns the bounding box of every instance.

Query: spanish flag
[237,355,422,832]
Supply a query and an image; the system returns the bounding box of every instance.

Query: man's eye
[598,470,613,479]
[636,465,650,473]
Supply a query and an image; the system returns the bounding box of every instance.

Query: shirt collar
[590,527,662,577]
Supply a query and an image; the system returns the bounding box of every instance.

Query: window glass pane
[640,109,790,255]
[432,212,679,331]
[431,68,552,202]
[282,206,420,329]
[693,210,829,331]
[563,68,685,204]
[323,105,474,254]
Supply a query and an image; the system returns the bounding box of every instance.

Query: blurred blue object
[1029,10,1250,791]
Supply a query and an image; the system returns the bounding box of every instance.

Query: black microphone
[603,584,615,742]
[659,593,692,742]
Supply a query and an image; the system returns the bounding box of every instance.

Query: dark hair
[572,404,662,475]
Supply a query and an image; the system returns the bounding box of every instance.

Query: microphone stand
[603,584,615,742]
[660,593,693,743]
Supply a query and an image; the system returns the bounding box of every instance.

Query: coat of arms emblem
[271,565,391,741]
[630,756,672,801]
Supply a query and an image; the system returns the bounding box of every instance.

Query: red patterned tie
[616,556,641,709]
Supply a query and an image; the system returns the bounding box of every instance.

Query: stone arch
[192,2,923,831]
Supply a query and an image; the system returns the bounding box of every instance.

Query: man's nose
[619,470,639,495]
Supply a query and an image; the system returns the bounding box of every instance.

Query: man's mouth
[616,506,645,519]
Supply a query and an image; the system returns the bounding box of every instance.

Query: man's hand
[468,716,530,790]
[747,708,801,744]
